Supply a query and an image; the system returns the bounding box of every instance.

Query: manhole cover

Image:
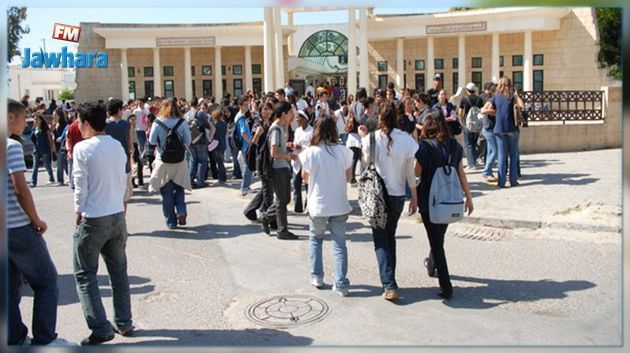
[246,295,329,328]
[448,224,508,241]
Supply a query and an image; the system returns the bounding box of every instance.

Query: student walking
[72,102,134,345]
[299,117,354,296]
[30,114,56,186]
[415,110,474,300]
[361,102,419,301]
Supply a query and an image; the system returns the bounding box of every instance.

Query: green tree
[595,8,621,80]
[7,7,30,62]
[58,88,75,101]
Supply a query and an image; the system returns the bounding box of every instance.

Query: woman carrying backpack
[148,99,192,229]
[299,117,354,297]
[360,102,419,301]
[415,110,474,300]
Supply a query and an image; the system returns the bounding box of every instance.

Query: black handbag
[245,142,257,172]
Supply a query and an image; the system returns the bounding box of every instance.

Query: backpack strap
[155,119,169,132]
[368,131,376,166]
[173,118,185,131]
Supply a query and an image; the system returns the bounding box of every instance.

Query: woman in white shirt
[299,117,354,297]
[361,101,419,301]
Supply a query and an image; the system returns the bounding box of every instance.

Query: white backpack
[425,141,465,224]
[464,96,483,133]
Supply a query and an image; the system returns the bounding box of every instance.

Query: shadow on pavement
[444,275,596,309]
[116,328,313,346]
[518,173,599,186]
[22,274,154,306]
[130,223,259,240]
[519,159,564,168]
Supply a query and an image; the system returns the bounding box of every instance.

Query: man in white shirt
[72,102,134,345]
[292,110,313,213]
[132,99,149,156]
[305,82,315,98]
[314,91,330,120]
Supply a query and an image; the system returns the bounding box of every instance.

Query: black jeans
[420,213,453,294]
[268,168,291,234]
[371,195,405,290]
[244,174,275,223]
[214,149,226,182]
[208,149,219,179]
[349,147,361,181]
[293,167,307,212]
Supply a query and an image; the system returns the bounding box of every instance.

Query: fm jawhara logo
[22,23,108,69]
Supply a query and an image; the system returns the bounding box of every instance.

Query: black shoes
[438,290,453,300]
[113,325,135,337]
[277,231,299,240]
[80,334,115,346]
[260,218,271,235]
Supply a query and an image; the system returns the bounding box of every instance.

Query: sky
[13,6,449,64]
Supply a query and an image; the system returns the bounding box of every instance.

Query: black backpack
[155,119,186,163]
[231,116,244,151]
[256,125,280,177]
[190,111,208,145]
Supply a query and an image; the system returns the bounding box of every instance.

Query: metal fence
[520,90,605,124]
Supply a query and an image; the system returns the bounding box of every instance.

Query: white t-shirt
[299,143,353,218]
[133,107,149,131]
[334,108,346,136]
[361,129,418,196]
[296,98,308,112]
[292,124,313,172]
[314,101,330,120]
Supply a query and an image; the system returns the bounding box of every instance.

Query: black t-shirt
[399,114,416,135]
[415,138,463,214]
[459,94,484,117]
[427,88,439,107]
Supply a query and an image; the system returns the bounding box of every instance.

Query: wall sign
[156,37,216,47]
[426,22,487,34]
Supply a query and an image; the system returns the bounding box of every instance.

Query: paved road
[19,151,622,347]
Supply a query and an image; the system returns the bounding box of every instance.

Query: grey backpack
[358,132,389,229]
[464,96,483,133]
[425,140,464,224]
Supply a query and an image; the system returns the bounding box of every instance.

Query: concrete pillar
[347,7,357,97]
[244,45,253,93]
[287,11,294,56]
[396,38,404,90]
[523,30,533,91]
[184,46,192,100]
[120,48,129,101]
[359,8,369,90]
[426,37,434,92]
[153,47,162,97]
[491,33,500,83]
[214,46,222,99]
[273,7,285,90]
[263,7,275,93]
[458,34,466,90]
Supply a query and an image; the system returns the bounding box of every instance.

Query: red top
[66,121,84,158]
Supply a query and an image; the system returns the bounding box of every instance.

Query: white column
[359,8,369,90]
[263,7,275,93]
[153,47,162,97]
[214,46,222,99]
[426,37,434,92]
[244,45,253,93]
[347,7,357,97]
[273,7,285,90]
[120,48,129,101]
[184,46,192,100]
[523,30,533,91]
[287,11,294,56]
[458,34,466,89]
[491,33,500,83]
[396,38,404,90]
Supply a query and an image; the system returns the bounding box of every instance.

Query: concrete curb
[460,216,622,233]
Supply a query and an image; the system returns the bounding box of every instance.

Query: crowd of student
[6,73,525,346]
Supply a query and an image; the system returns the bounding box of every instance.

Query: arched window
[298,30,350,73]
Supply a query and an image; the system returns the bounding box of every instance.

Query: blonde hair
[496,77,513,96]
[156,99,182,118]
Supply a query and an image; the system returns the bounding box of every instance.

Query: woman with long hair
[30,114,55,186]
[300,116,354,296]
[432,89,460,136]
[480,77,523,188]
[399,96,418,141]
[362,101,419,301]
[52,108,68,186]
[148,99,192,229]
[415,109,474,299]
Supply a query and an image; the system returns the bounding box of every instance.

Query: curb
[460,216,621,233]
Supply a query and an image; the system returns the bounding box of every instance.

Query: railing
[520,90,605,124]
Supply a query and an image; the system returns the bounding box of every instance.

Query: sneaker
[177,215,187,226]
[113,324,135,337]
[383,289,399,301]
[310,276,324,289]
[21,336,31,345]
[80,333,115,346]
[48,337,77,346]
[46,180,55,185]
[277,231,299,240]
[332,285,349,297]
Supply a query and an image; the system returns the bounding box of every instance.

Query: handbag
[357,132,389,229]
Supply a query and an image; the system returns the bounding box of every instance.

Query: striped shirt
[7,138,31,229]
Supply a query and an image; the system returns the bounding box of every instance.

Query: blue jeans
[159,180,187,227]
[238,150,252,192]
[136,131,146,157]
[188,144,208,186]
[309,214,350,289]
[73,212,132,337]
[495,132,519,187]
[56,150,68,184]
[462,126,480,168]
[482,128,498,178]
[31,152,54,186]
[8,225,59,345]
[371,195,405,290]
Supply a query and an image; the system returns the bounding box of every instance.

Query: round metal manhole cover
[246,295,330,328]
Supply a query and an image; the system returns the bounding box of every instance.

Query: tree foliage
[58,88,75,101]
[595,8,621,80]
[7,7,30,62]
